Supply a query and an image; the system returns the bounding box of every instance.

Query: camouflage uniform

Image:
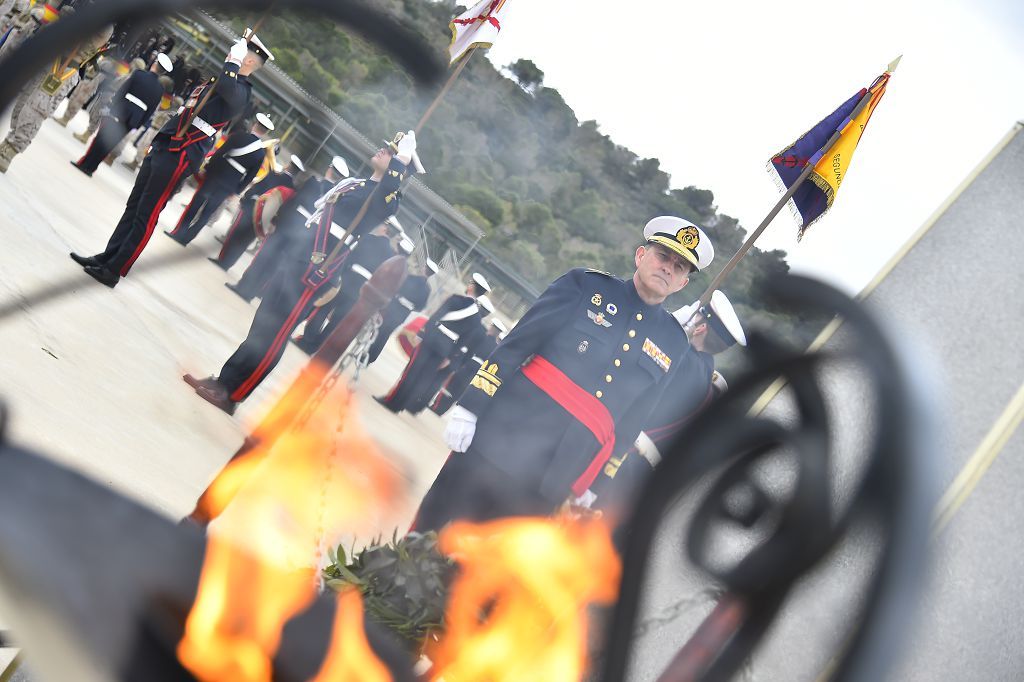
[74,58,144,143]
[0,0,41,61]
[0,26,111,172]
[55,66,110,127]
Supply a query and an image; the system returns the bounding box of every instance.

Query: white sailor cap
[711,371,728,395]
[156,53,173,72]
[491,319,508,334]
[254,112,274,131]
[673,290,746,348]
[398,238,415,255]
[288,155,304,172]
[477,295,495,314]
[331,156,349,177]
[471,272,490,293]
[385,216,402,232]
[426,259,439,275]
[643,216,714,272]
[245,30,274,62]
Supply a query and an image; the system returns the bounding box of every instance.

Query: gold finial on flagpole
[886,55,903,73]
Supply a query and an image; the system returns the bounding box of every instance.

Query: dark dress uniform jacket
[420,294,485,358]
[367,274,431,363]
[458,269,692,502]
[155,60,252,170]
[316,157,408,248]
[204,131,266,192]
[107,69,164,130]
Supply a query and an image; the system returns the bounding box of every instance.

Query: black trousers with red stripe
[95,146,194,276]
[214,201,257,269]
[298,289,360,352]
[168,179,234,245]
[381,343,447,412]
[216,259,326,403]
[76,116,127,173]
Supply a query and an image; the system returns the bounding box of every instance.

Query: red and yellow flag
[448,0,511,65]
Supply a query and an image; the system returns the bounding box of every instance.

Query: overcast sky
[483,0,1024,293]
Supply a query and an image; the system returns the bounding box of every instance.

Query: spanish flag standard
[769,58,896,240]
[448,0,510,65]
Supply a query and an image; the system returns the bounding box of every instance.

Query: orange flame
[311,588,393,682]
[428,516,621,681]
[178,368,398,681]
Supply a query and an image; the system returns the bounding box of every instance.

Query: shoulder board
[584,268,614,277]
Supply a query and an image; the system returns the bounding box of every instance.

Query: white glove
[635,431,662,467]
[394,130,417,164]
[572,489,598,509]
[444,405,477,452]
[227,38,249,65]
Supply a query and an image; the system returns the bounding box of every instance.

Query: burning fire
[178,366,398,681]
[311,588,394,682]
[428,516,621,681]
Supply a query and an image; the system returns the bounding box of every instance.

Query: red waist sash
[521,355,615,496]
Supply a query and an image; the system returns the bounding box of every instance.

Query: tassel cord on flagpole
[697,87,878,307]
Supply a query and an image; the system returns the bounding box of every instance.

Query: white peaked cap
[706,290,746,347]
[289,155,304,172]
[491,319,508,333]
[246,31,275,61]
[254,112,274,130]
[385,216,402,231]
[711,371,729,394]
[426,259,439,274]
[643,216,714,271]
[398,238,415,255]
[472,272,490,293]
[156,53,173,72]
[331,156,349,177]
[477,295,495,314]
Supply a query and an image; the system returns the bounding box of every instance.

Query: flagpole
[696,57,900,307]
[415,48,475,134]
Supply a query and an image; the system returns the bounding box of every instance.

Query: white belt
[124,93,147,110]
[350,264,373,280]
[437,325,459,342]
[191,116,215,137]
[398,296,415,310]
[472,356,485,365]
[226,158,245,174]
[329,224,349,240]
[440,303,479,322]
[227,140,264,157]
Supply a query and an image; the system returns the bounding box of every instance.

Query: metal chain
[631,589,718,640]
[338,312,382,383]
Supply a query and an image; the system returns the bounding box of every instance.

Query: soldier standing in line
[226,156,349,301]
[429,317,506,416]
[293,220,404,354]
[410,217,715,532]
[0,12,111,173]
[165,113,274,245]
[72,58,147,144]
[0,0,53,60]
[375,273,491,413]
[55,43,118,128]
[181,133,419,414]
[586,289,746,523]
[69,32,272,287]
[71,53,172,176]
[364,257,437,365]
[208,154,302,270]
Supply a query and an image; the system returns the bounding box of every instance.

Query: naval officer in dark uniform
[376,273,492,413]
[166,113,274,245]
[411,217,716,532]
[429,317,506,415]
[182,131,420,413]
[72,53,173,176]
[71,31,273,287]
[588,289,745,517]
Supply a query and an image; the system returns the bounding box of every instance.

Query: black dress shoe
[224,282,252,302]
[195,385,237,415]
[373,395,400,412]
[164,230,187,245]
[83,265,118,288]
[69,252,99,267]
[70,160,93,177]
[183,374,219,391]
[207,256,227,270]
